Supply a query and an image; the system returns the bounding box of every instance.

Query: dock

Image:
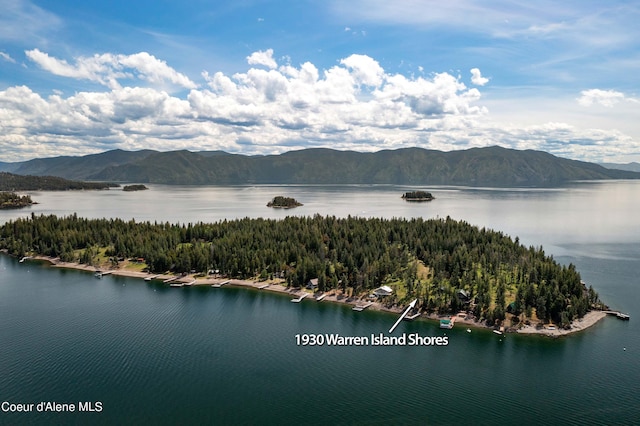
[352,302,373,311]
[439,317,455,329]
[315,293,327,301]
[404,312,421,321]
[257,284,270,289]
[290,293,308,303]
[170,282,184,287]
[95,270,114,278]
[184,279,196,286]
[145,274,161,281]
[163,276,179,284]
[212,280,230,288]
[604,311,630,320]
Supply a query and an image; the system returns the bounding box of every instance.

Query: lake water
[1,182,639,425]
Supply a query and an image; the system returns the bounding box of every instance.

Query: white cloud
[25,49,197,90]
[0,51,16,63]
[329,1,639,45]
[578,89,625,107]
[246,49,277,69]
[470,68,489,86]
[340,54,384,87]
[0,0,62,44]
[1,49,638,163]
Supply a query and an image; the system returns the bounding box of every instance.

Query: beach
[27,254,609,337]
[516,310,608,336]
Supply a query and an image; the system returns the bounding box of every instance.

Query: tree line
[0,213,602,327]
[0,172,117,191]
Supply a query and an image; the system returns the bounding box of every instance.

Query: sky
[0,0,639,163]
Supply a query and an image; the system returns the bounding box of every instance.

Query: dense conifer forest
[0,214,602,327]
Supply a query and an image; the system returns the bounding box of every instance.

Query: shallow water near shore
[1,182,639,424]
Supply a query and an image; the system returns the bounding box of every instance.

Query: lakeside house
[457,289,470,302]
[306,278,318,290]
[373,285,393,297]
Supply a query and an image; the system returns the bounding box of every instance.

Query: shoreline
[23,254,608,337]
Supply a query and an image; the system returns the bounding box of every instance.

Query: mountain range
[1,146,639,187]
[599,162,640,173]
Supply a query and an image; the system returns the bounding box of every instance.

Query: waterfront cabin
[373,285,393,297]
[306,278,318,290]
[456,289,470,302]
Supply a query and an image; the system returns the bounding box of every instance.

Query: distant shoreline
[18,253,608,337]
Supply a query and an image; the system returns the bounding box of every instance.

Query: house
[457,289,470,302]
[306,278,318,290]
[373,285,393,297]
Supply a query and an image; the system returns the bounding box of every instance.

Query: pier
[258,284,270,289]
[315,293,327,301]
[170,282,184,287]
[145,274,161,281]
[212,280,230,288]
[440,316,455,329]
[604,311,630,320]
[352,302,373,311]
[404,312,421,321]
[163,276,180,284]
[184,279,196,286]
[290,293,307,303]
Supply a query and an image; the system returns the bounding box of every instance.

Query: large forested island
[0,214,603,329]
[0,192,35,209]
[0,172,117,191]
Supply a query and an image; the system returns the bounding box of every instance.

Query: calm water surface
[1,182,638,425]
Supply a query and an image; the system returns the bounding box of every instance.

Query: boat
[616,312,630,320]
[94,271,102,278]
[466,328,471,333]
[493,330,503,335]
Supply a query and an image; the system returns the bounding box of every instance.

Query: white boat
[493,330,503,335]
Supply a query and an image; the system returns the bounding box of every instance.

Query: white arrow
[388,299,417,334]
